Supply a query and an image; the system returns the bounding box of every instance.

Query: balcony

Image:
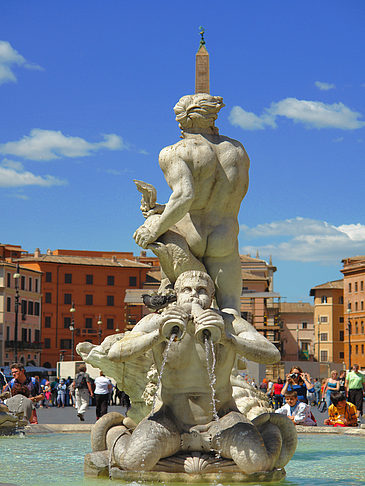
[5,340,42,351]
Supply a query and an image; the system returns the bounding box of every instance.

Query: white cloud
[230,97,365,131]
[240,217,365,263]
[0,40,43,85]
[0,129,126,161]
[315,81,335,91]
[0,160,65,187]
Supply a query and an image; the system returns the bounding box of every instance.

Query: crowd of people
[250,364,364,427]
[1,362,364,427]
[0,362,131,424]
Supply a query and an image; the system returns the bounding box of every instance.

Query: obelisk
[195,26,209,94]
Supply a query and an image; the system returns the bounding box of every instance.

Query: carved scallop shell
[183,452,211,473]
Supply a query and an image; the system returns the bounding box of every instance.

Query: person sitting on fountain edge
[324,391,358,427]
[275,390,316,426]
[107,270,296,474]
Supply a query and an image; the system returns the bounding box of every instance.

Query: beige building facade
[280,302,314,361]
[310,279,344,364]
[341,256,365,370]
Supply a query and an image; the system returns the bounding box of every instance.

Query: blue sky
[1,0,364,302]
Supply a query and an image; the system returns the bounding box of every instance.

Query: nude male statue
[133,94,250,313]
[107,271,295,473]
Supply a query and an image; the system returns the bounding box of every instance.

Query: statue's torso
[159,134,249,257]
[153,319,236,427]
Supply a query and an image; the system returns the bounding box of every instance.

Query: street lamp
[97,315,102,344]
[347,307,352,370]
[69,302,76,361]
[13,263,20,362]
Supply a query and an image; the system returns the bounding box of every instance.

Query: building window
[348,302,352,311]
[60,339,71,349]
[85,294,93,305]
[64,293,72,305]
[64,273,72,284]
[339,330,344,341]
[6,272,11,287]
[45,316,51,328]
[339,317,344,323]
[320,350,328,362]
[85,318,93,329]
[45,272,52,282]
[321,296,327,304]
[21,300,27,316]
[355,324,358,334]
[320,316,328,323]
[348,283,352,293]
[34,302,40,316]
[64,317,71,329]
[28,301,34,315]
[28,329,32,341]
[107,318,114,330]
[21,328,27,342]
[6,327,10,340]
[320,333,328,342]
[361,301,364,311]
[339,352,344,359]
[21,276,25,290]
[44,338,51,349]
[361,321,364,334]
[35,279,39,293]
[355,345,358,354]
[302,322,307,329]
[107,275,115,286]
[6,297,11,312]
[355,282,358,292]
[129,276,137,287]
[28,278,32,292]
[339,296,344,304]
[355,302,358,311]
[107,295,114,306]
[86,274,93,285]
[361,281,364,291]
[362,344,364,354]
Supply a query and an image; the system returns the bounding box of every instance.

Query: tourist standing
[271,377,284,410]
[313,378,321,405]
[345,364,365,421]
[281,366,314,404]
[338,370,346,393]
[94,371,112,420]
[322,370,340,408]
[73,364,93,421]
[57,379,67,407]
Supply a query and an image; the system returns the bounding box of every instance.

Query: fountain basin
[0,430,364,485]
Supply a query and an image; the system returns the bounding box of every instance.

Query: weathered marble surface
[78,93,297,480]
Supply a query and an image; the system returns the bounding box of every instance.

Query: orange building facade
[341,256,365,370]
[19,249,151,367]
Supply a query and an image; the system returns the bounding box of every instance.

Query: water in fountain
[150,331,177,415]
[0,369,9,388]
[204,334,222,459]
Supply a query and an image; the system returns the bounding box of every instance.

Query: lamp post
[347,307,352,370]
[13,264,20,362]
[97,315,102,344]
[69,302,76,361]
[317,316,320,363]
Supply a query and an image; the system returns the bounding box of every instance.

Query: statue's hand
[133,224,158,248]
[159,306,189,340]
[141,203,166,218]
[194,309,225,331]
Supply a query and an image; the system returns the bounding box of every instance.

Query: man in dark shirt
[6,363,44,423]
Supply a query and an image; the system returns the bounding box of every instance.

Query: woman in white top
[94,371,112,420]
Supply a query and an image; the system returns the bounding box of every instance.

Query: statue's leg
[204,250,242,313]
[209,412,271,474]
[119,408,180,471]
